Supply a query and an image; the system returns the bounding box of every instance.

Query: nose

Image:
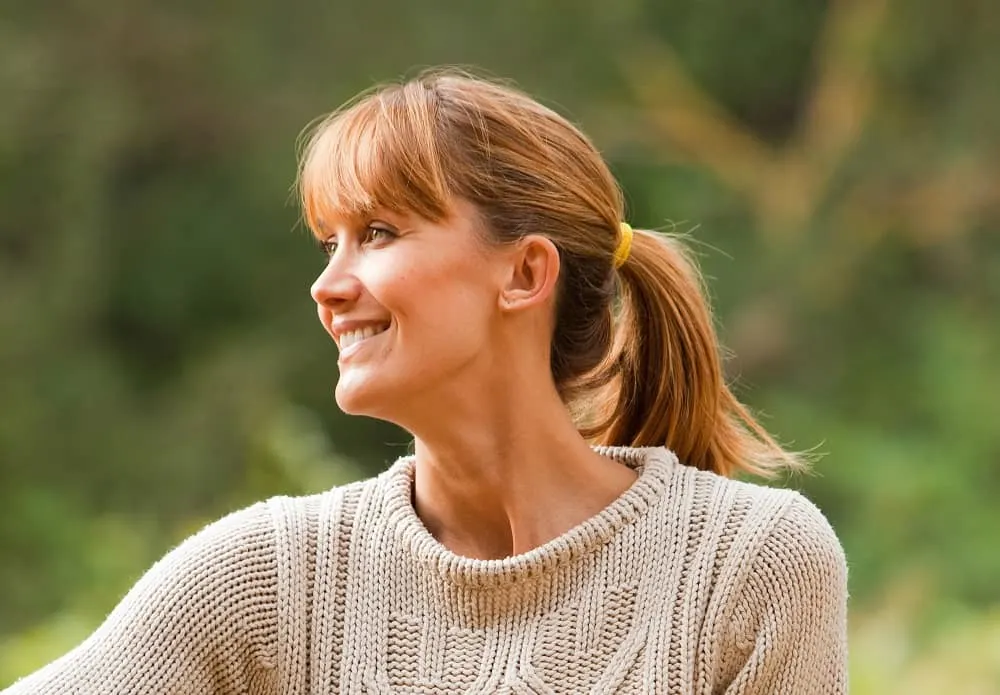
[310,255,362,310]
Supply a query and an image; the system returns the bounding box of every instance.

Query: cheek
[383,268,494,353]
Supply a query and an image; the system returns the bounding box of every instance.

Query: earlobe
[498,235,560,312]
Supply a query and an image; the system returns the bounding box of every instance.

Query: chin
[335,373,398,419]
[334,384,376,417]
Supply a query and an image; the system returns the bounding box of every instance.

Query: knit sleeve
[2,501,280,695]
[721,493,849,695]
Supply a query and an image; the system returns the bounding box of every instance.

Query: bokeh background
[2,0,998,690]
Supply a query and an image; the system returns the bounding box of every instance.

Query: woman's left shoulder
[669,461,847,576]
[726,476,845,596]
[743,483,847,590]
[649,456,849,689]
[701,477,849,690]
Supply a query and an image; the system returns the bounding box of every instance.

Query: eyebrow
[313,211,367,237]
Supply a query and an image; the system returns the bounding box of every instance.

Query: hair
[297,67,805,478]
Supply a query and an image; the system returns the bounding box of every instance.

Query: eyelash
[319,225,395,258]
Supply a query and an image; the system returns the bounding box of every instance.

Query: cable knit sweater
[4,447,848,694]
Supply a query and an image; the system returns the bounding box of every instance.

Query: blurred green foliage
[1,0,998,690]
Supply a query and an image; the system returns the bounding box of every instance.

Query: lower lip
[338,329,387,363]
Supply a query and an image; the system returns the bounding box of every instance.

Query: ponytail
[579,229,805,478]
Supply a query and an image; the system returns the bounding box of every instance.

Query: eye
[365,224,396,245]
[316,224,394,259]
[318,237,337,258]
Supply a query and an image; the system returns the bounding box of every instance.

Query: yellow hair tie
[613,222,633,269]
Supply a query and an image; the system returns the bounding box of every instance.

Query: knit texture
[4,447,848,694]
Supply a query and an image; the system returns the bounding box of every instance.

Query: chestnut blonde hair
[298,68,803,477]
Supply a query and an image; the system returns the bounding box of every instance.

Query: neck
[407,379,637,560]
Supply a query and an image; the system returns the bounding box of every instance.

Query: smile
[338,323,390,355]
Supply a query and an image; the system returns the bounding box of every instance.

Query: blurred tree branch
[621,0,889,238]
[619,0,1000,319]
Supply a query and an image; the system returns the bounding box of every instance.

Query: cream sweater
[4,447,848,694]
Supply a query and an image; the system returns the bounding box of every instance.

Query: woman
[6,69,847,694]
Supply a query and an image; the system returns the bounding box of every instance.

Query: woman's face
[310,200,504,421]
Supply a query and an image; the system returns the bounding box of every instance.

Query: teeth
[340,324,388,350]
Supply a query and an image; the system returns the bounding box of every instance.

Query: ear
[498,234,560,312]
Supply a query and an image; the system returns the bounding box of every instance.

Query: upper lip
[330,319,391,342]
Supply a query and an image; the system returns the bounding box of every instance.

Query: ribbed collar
[381,446,678,589]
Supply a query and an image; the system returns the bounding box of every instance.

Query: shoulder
[3,502,283,692]
[719,474,846,585]
[113,499,284,653]
[677,476,849,691]
[263,467,390,539]
[655,464,849,687]
[258,470,391,596]
[756,488,846,579]
[673,466,848,642]
[653,457,847,614]
[732,482,846,610]
[738,484,847,610]
[665,457,844,566]
[133,499,279,604]
[127,478,377,643]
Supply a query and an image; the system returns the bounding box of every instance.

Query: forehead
[298,93,452,237]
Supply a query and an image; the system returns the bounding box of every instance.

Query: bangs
[298,85,454,235]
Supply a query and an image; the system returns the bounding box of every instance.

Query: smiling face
[310,202,505,420]
[298,73,626,433]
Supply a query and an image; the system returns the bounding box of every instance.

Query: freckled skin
[310,201,504,424]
